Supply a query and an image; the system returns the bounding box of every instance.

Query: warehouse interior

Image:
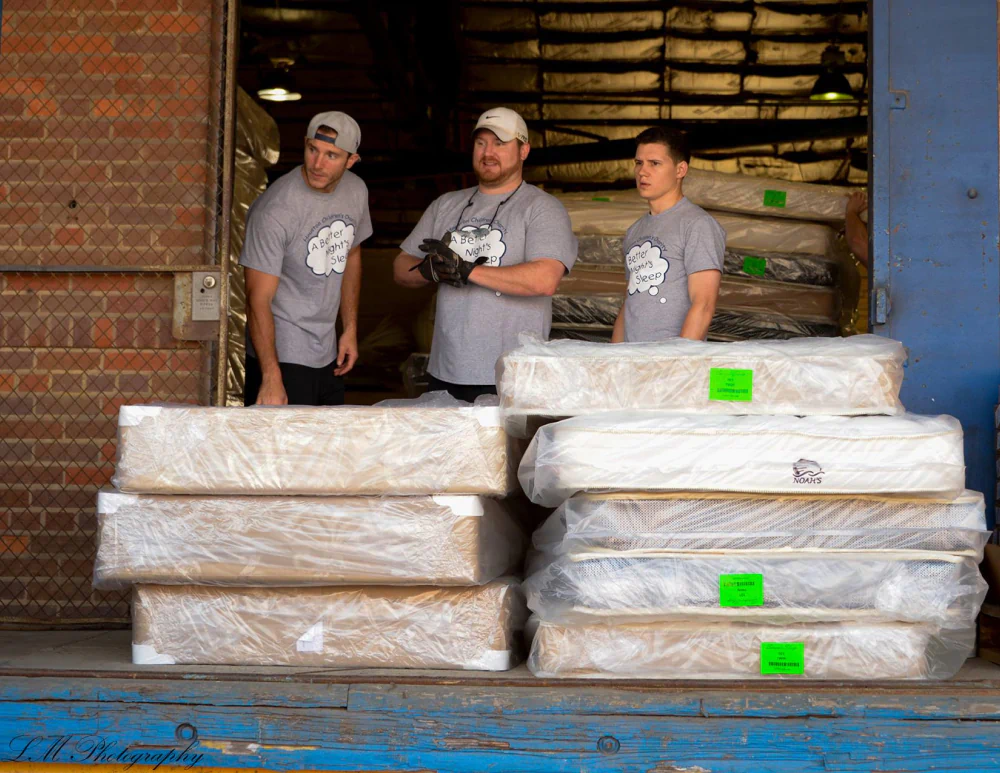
[232,0,869,403]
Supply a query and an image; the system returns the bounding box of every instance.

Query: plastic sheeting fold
[94,491,527,588]
[132,581,527,670]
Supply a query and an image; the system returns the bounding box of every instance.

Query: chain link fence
[1,0,236,626]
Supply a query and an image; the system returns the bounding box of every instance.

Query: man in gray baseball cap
[393,107,577,402]
[239,109,372,406]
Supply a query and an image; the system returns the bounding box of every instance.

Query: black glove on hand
[413,237,487,287]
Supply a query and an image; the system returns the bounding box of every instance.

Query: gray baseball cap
[306,111,361,154]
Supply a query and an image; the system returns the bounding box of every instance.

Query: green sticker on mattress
[760,642,804,675]
[719,573,763,607]
[709,368,753,402]
[763,189,787,208]
[591,196,611,202]
[742,256,767,276]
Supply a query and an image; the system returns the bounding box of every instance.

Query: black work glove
[412,236,487,287]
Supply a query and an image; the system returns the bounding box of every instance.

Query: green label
[709,368,753,402]
[719,573,764,607]
[742,256,767,276]
[591,196,611,202]
[763,189,787,208]
[761,642,805,675]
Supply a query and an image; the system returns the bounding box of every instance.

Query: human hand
[334,330,358,376]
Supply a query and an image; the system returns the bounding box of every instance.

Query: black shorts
[426,374,497,404]
[245,356,345,406]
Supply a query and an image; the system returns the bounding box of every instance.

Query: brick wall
[0,0,223,624]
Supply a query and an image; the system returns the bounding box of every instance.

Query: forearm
[679,301,715,340]
[468,260,564,297]
[845,213,869,265]
[247,299,281,376]
[611,300,626,343]
[393,252,431,288]
[339,248,361,334]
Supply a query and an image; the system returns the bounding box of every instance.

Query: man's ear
[520,142,530,162]
[676,160,689,180]
[346,153,360,169]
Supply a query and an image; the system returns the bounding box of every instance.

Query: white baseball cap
[473,107,529,144]
[306,111,361,154]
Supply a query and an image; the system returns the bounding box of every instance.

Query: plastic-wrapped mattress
[113,403,518,496]
[498,335,905,437]
[528,619,974,680]
[550,314,840,344]
[560,172,853,224]
[132,580,527,669]
[533,491,989,558]
[94,490,527,588]
[524,552,986,627]
[556,265,840,323]
[520,412,964,506]
[560,197,839,257]
[578,236,839,287]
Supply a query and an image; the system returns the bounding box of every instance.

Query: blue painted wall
[871,0,1000,525]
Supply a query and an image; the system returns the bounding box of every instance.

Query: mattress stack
[95,395,529,670]
[499,335,990,679]
[554,170,852,342]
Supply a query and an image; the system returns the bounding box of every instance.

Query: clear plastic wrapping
[578,236,840,287]
[528,619,975,680]
[557,265,840,323]
[550,313,840,344]
[94,491,527,589]
[559,172,854,224]
[113,402,518,496]
[498,335,905,437]
[559,196,839,257]
[524,552,986,627]
[520,412,965,506]
[533,491,989,558]
[132,580,527,670]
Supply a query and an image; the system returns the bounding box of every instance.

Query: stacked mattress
[554,170,855,341]
[99,395,529,669]
[498,335,905,437]
[513,336,987,680]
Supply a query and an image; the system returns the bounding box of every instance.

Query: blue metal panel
[871,0,1000,524]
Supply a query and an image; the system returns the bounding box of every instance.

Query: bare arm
[244,267,287,405]
[845,192,869,266]
[334,244,362,376]
[468,259,566,297]
[611,298,626,343]
[679,269,721,341]
[393,251,431,288]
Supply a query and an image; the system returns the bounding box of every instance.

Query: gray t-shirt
[623,197,726,343]
[401,183,577,385]
[240,166,372,368]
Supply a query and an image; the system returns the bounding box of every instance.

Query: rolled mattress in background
[498,335,905,437]
[132,580,527,670]
[95,491,527,588]
[528,619,974,680]
[113,403,518,496]
[520,412,965,506]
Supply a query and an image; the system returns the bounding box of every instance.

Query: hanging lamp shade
[257,67,302,102]
[810,45,854,101]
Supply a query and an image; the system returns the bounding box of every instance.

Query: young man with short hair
[241,111,372,406]
[611,127,726,343]
[393,107,577,401]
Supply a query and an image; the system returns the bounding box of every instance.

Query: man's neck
[478,174,524,196]
[647,186,684,215]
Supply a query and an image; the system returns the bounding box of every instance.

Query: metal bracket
[872,286,891,325]
[889,90,908,110]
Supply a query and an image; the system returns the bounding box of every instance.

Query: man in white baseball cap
[239,110,372,406]
[393,107,577,401]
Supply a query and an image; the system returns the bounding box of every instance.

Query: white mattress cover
[520,412,965,506]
